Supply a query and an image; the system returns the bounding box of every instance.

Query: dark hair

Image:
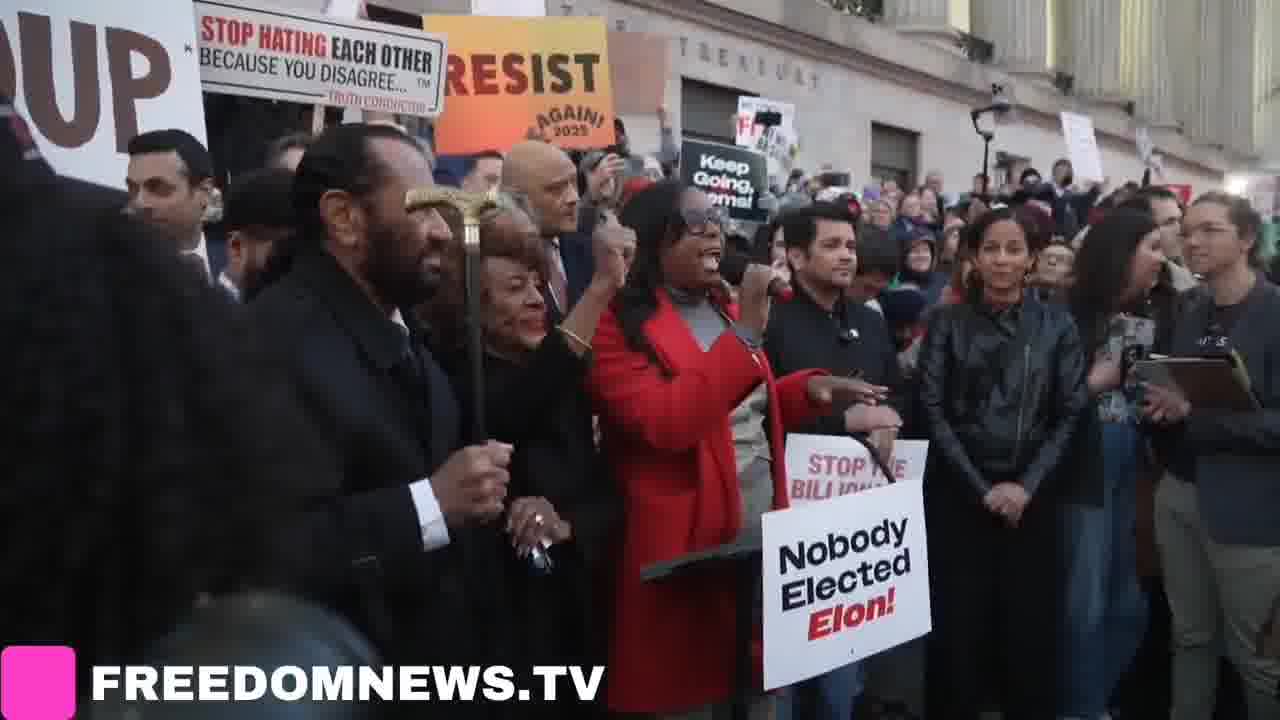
[1015,203,1055,249]
[780,202,856,253]
[223,168,297,232]
[1068,209,1159,352]
[264,132,314,169]
[0,176,321,663]
[128,129,213,183]
[1118,185,1180,216]
[617,179,691,370]
[1052,158,1072,173]
[856,224,900,278]
[425,207,547,353]
[1192,191,1265,268]
[292,123,422,247]
[444,149,504,186]
[964,205,1041,253]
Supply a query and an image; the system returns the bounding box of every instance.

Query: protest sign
[1164,183,1193,205]
[681,139,768,222]
[786,435,928,507]
[762,478,931,690]
[1,1,206,189]
[423,15,615,154]
[608,31,668,115]
[736,96,796,184]
[1135,125,1155,167]
[471,0,546,16]
[195,0,445,118]
[1060,111,1104,183]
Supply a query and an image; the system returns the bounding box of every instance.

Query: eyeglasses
[679,206,727,237]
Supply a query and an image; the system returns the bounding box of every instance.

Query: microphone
[526,540,554,575]
[717,251,794,301]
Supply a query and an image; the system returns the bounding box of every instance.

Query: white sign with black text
[763,438,932,690]
[194,0,446,117]
[1060,111,1105,183]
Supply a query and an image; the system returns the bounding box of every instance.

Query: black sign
[681,139,768,222]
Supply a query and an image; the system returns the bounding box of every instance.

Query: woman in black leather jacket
[918,207,1089,719]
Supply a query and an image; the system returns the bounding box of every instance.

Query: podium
[642,526,763,720]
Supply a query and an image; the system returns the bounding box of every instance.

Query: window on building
[682,78,745,145]
[871,122,919,190]
[995,151,1032,190]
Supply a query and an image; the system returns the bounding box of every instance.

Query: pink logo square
[1,646,76,719]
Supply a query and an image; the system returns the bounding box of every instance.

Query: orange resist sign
[422,15,616,155]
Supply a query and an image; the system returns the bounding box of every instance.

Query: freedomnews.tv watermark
[1,646,605,718]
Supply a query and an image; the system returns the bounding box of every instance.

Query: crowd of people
[4,87,1280,720]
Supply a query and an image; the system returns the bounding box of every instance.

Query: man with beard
[220,167,296,301]
[250,123,513,706]
[1,94,382,717]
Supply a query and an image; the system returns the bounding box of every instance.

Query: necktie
[546,238,569,312]
[394,323,425,392]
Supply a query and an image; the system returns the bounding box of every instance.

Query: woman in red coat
[589,180,885,717]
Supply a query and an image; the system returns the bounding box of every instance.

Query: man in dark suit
[249,123,514,689]
[502,140,594,322]
[125,129,223,283]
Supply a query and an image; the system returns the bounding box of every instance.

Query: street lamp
[971,84,1013,197]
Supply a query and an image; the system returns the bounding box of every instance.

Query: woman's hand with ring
[506,496,571,553]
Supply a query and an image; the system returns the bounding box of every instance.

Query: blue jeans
[776,661,863,720]
[1060,421,1149,718]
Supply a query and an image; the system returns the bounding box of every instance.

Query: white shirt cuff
[408,477,451,552]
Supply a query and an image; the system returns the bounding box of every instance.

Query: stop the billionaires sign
[762,435,932,690]
[787,436,928,506]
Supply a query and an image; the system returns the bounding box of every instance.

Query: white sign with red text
[2,0,206,188]
[786,435,928,507]
[194,0,446,117]
[762,475,931,690]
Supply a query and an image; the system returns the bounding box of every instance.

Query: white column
[1188,0,1224,144]
[1220,0,1258,156]
[1134,0,1177,127]
[1264,0,1280,161]
[1068,0,1126,100]
[972,0,1051,74]
[1168,0,1202,136]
